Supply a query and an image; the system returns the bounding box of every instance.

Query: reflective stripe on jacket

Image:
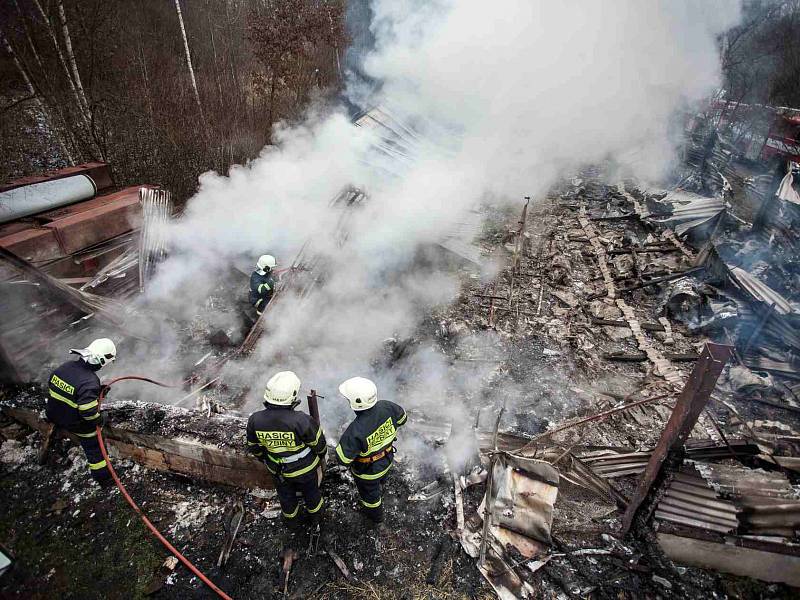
[249,271,275,309]
[45,359,101,431]
[335,400,407,480]
[246,405,326,478]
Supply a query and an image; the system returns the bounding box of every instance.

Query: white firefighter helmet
[339,377,378,411]
[70,338,117,368]
[263,371,302,406]
[256,254,277,273]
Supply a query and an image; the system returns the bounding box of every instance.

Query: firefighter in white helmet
[249,254,277,315]
[45,338,117,486]
[335,377,407,523]
[246,371,327,524]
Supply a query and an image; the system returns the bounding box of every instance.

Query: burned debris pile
[431,124,800,595]
[3,109,800,599]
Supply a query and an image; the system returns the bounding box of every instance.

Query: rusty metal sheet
[0,162,112,193]
[0,227,63,263]
[44,187,142,255]
[621,342,733,535]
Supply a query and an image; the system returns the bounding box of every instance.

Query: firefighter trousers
[354,475,385,522]
[71,425,111,482]
[272,469,323,523]
[45,406,110,483]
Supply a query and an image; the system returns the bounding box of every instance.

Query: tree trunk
[174,0,203,118]
[56,1,91,118]
[268,72,276,140]
[1,30,75,165]
[31,0,92,134]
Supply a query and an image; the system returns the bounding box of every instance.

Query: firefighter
[335,377,407,523]
[249,254,277,315]
[246,371,327,524]
[45,338,116,486]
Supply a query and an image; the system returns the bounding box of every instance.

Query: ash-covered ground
[0,425,488,600]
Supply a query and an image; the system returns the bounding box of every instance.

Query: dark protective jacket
[45,359,101,431]
[335,400,407,480]
[248,270,275,311]
[246,405,326,479]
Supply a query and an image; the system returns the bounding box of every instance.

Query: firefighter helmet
[257,254,277,273]
[70,338,117,368]
[263,371,301,406]
[339,377,378,411]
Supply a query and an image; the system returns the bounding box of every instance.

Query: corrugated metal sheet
[577,440,760,479]
[654,462,800,537]
[649,191,727,236]
[728,266,796,316]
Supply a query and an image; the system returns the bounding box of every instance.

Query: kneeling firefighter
[45,338,116,486]
[335,377,407,523]
[246,371,327,524]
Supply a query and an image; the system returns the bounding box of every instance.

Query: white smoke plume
[131,0,740,454]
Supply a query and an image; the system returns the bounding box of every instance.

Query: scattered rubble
[3,109,800,598]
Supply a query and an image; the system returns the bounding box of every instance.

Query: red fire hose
[96,376,234,600]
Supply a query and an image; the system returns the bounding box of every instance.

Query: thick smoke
[135,1,740,455]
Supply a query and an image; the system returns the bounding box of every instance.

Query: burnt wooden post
[621,342,733,536]
[307,389,321,426]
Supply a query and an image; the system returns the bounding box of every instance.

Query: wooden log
[2,403,273,489]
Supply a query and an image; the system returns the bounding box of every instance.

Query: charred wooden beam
[603,352,699,362]
[588,213,637,221]
[588,266,705,300]
[2,402,273,489]
[606,247,679,255]
[621,343,733,536]
[591,317,665,332]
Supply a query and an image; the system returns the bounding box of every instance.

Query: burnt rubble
[3,113,800,598]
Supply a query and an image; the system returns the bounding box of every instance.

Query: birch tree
[56,0,90,117]
[1,29,75,165]
[174,0,204,116]
[31,0,92,131]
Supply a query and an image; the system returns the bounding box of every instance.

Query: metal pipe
[0,174,96,223]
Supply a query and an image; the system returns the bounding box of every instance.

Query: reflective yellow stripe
[282,455,320,478]
[397,412,407,425]
[352,462,392,480]
[307,497,324,514]
[75,431,97,438]
[258,283,271,293]
[83,413,100,421]
[282,504,299,519]
[49,390,78,408]
[312,427,322,445]
[255,298,264,308]
[246,441,259,445]
[360,434,395,457]
[88,459,107,470]
[360,496,382,508]
[78,400,98,411]
[336,444,353,465]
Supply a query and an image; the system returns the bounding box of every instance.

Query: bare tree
[56,0,90,117]
[30,0,91,132]
[174,0,203,117]
[0,29,74,164]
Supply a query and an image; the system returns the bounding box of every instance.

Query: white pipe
[0,174,96,224]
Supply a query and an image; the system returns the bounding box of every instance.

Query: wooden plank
[2,406,273,489]
[657,532,800,587]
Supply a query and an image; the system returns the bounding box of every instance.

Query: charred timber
[2,399,273,489]
[603,352,699,362]
[591,317,666,332]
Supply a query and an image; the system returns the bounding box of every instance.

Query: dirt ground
[0,430,489,600]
